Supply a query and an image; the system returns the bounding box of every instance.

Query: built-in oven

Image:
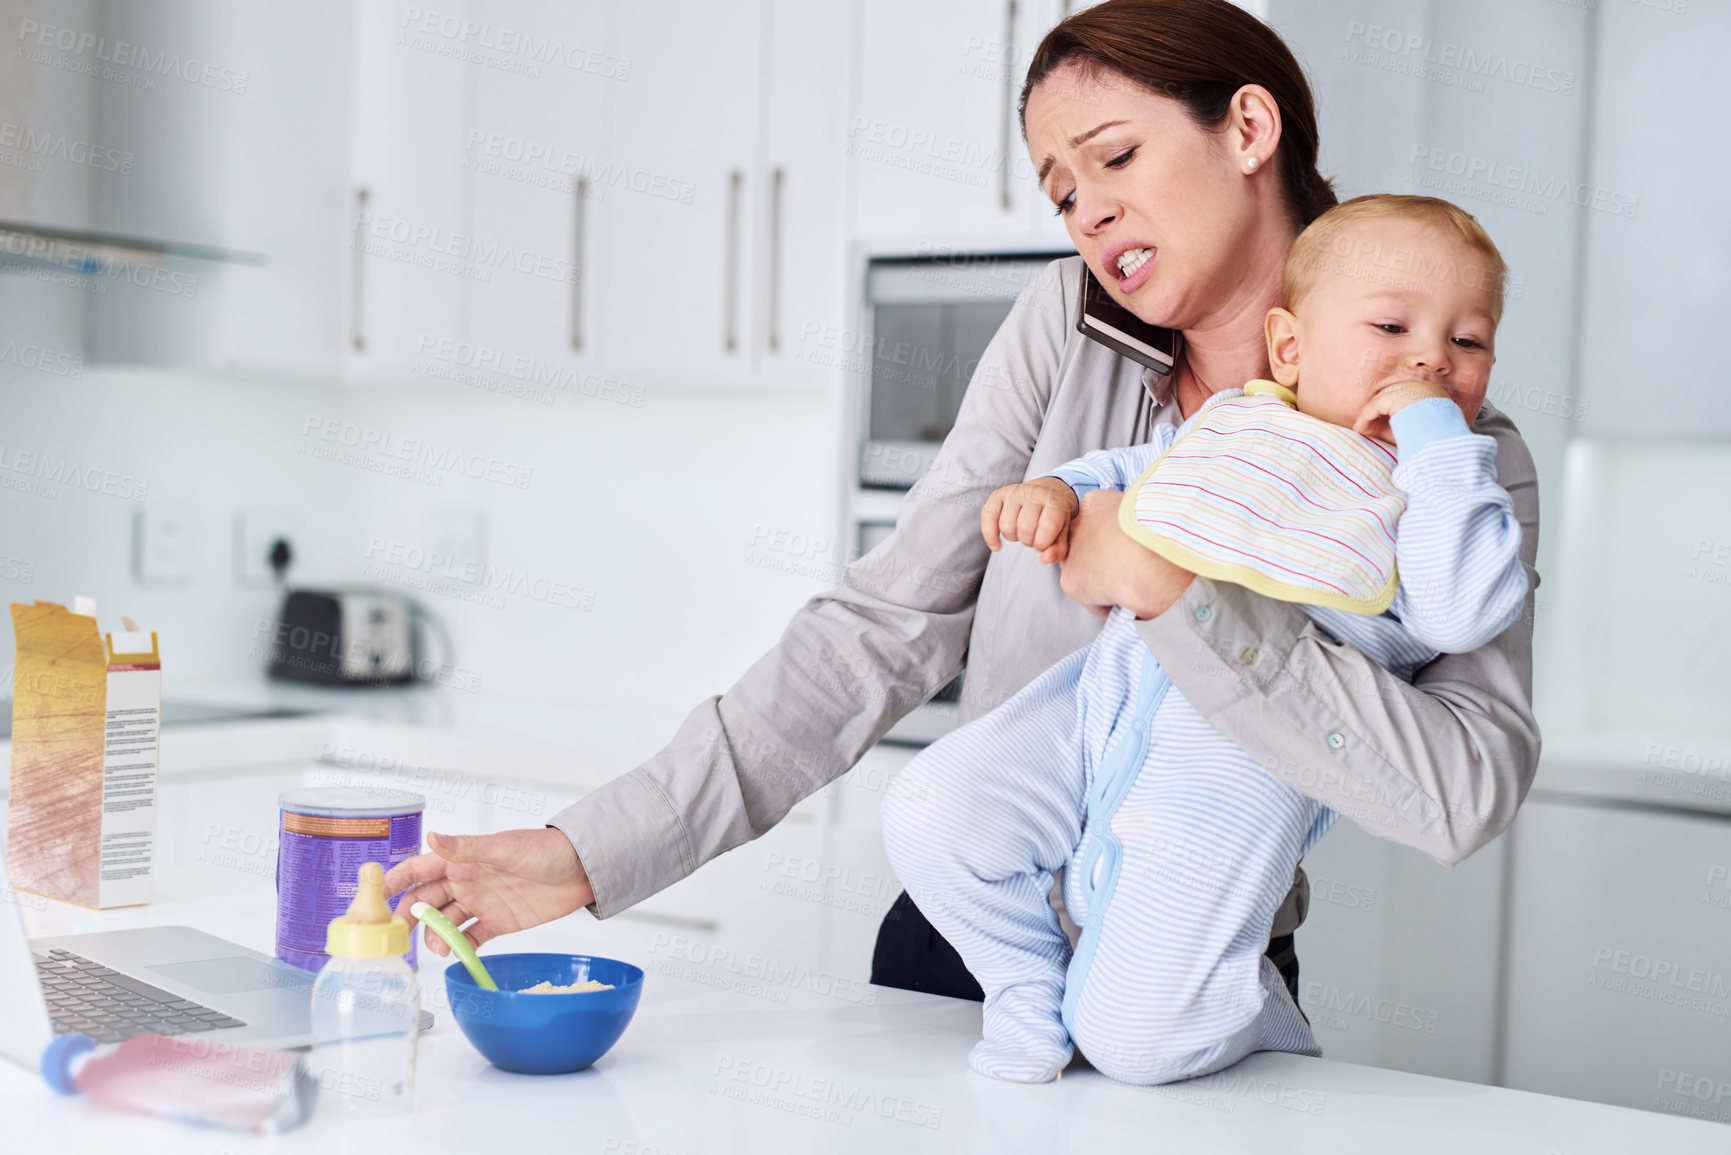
[857,253,1069,489]
[849,249,1072,744]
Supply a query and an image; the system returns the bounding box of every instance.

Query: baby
[882,194,1528,1086]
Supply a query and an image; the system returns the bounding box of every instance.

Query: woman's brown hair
[1019,0,1336,228]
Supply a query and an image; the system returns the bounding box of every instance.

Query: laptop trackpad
[149,957,311,996]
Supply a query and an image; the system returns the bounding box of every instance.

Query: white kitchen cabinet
[1021,0,1080,244]
[344,0,473,380]
[463,1,611,387]
[823,745,919,974]
[595,0,763,389]
[63,0,1084,390]
[613,807,841,975]
[850,0,1068,245]
[751,0,853,386]
[206,0,356,379]
[616,744,915,979]
[1500,797,1731,1120]
[460,0,852,394]
[1290,815,1507,1084]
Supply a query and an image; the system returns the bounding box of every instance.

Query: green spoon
[410,901,498,991]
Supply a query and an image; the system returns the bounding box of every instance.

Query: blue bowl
[444,952,644,1075]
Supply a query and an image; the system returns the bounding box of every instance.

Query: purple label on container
[276,808,422,973]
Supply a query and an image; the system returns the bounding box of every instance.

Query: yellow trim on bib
[1115,385,1402,616]
[1241,378,1299,406]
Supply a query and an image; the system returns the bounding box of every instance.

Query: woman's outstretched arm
[537,272,1069,918]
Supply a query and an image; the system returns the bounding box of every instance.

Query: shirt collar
[1142,366,1176,408]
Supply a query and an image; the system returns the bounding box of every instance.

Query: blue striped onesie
[881,394,1528,1085]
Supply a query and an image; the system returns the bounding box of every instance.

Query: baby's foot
[970,985,1072,1083]
[969,1036,1072,1083]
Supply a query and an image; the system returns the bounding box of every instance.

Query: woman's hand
[1058,489,1195,620]
[382,827,594,955]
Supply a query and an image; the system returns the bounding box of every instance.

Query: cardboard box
[8,599,160,908]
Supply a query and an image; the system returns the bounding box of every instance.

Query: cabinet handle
[724,169,743,352]
[766,167,784,353]
[1000,0,1017,212]
[571,178,587,351]
[349,186,369,353]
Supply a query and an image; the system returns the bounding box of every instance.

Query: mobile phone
[1075,267,1181,376]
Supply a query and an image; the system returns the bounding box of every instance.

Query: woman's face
[1024,63,1279,330]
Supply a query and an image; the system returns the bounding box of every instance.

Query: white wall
[0,363,839,720]
[1576,0,1731,437]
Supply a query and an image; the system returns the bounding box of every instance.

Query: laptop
[1,853,429,1070]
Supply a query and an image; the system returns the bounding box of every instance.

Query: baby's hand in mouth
[1353,379,1452,441]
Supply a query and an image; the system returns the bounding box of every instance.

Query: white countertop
[7,864,1727,1155]
[3,759,1726,1154]
[1533,730,1731,817]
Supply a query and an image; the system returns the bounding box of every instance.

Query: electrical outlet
[132,505,197,586]
[235,508,299,586]
[426,508,487,582]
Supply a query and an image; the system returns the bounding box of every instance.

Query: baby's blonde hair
[1281,194,1509,323]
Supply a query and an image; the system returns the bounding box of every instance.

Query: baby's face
[1270,217,1500,441]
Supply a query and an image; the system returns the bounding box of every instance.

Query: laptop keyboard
[35,948,247,1044]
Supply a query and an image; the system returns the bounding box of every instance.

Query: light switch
[133,505,197,586]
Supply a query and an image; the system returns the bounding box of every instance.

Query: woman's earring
[1245,156,1259,173]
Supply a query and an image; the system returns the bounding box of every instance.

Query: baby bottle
[309,862,418,1116]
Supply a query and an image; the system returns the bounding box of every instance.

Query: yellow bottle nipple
[347,862,393,922]
[324,862,411,959]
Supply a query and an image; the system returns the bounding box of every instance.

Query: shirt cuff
[1043,467,1098,499]
[547,769,692,920]
[1388,397,1471,457]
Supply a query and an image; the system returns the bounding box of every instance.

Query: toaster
[265,588,419,686]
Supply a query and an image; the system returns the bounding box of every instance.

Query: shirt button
[1194,605,1213,623]
[1327,732,1345,750]
[1239,648,1259,666]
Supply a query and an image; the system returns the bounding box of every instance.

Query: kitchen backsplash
[0,362,840,714]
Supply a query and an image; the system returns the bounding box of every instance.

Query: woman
[384,0,1540,1012]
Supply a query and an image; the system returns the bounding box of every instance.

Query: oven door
[860,255,1067,490]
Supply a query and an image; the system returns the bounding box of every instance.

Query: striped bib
[1116,381,1404,615]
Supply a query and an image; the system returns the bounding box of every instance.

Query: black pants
[871,890,1303,1008]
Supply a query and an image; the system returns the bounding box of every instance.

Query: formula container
[275,787,425,972]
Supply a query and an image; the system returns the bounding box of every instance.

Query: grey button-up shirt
[551,256,1542,941]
